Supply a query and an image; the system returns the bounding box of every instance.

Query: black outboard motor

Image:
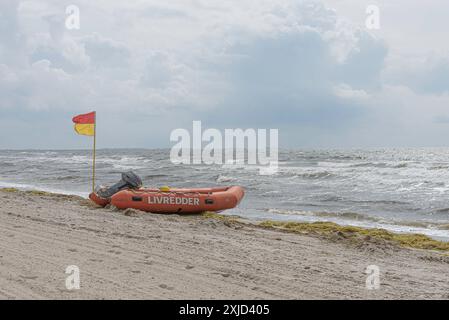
[96,171,143,198]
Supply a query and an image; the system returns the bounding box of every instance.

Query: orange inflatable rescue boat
[89,172,244,214]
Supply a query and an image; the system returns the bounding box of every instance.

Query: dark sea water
[2,148,449,239]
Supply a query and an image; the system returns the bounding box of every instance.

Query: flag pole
[92,112,96,193]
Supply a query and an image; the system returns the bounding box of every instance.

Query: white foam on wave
[112,163,146,170]
[1,152,154,168]
[216,175,236,183]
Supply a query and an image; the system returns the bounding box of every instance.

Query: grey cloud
[0,0,27,66]
[190,4,385,130]
[336,31,387,90]
[140,5,192,20]
[30,37,90,73]
[433,115,449,124]
[43,14,65,42]
[140,52,174,88]
[81,33,130,69]
[1,0,446,149]
[388,57,449,95]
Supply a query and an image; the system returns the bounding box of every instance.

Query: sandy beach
[0,188,448,300]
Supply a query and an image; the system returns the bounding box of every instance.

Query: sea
[2,148,449,240]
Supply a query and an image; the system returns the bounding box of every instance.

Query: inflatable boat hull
[89,192,110,207]
[89,186,244,214]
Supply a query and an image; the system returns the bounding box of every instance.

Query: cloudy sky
[1,0,449,149]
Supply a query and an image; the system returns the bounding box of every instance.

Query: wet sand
[0,189,448,299]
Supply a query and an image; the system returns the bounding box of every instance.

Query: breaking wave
[2,148,449,239]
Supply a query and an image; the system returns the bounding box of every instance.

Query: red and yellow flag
[72,111,95,136]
